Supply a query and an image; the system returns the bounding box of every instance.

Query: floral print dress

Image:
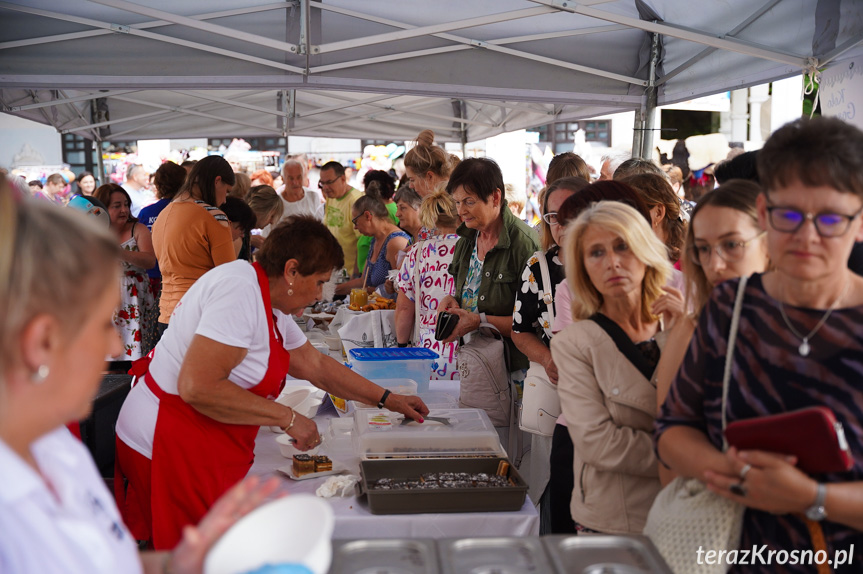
[512,245,565,346]
[114,226,155,361]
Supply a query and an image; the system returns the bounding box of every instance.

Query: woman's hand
[703,447,816,514]
[384,393,430,423]
[651,286,686,328]
[543,355,559,385]
[441,308,481,344]
[437,295,460,313]
[168,475,283,574]
[284,412,321,451]
[249,234,265,250]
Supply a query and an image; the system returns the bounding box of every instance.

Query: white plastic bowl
[204,494,334,574]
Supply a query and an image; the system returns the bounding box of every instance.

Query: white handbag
[643,275,749,574]
[518,251,562,437]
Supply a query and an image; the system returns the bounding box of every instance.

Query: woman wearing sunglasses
[656,117,863,570]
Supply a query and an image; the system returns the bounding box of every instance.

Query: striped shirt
[656,273,863,573]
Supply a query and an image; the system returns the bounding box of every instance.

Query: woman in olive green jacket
[438,157,540,373]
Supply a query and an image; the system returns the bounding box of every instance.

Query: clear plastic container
[348,348,439,393]
[353,408,504,459]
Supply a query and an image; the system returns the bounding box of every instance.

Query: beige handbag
[643,275,749,574]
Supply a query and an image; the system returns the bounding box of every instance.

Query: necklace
[777,281,848,357]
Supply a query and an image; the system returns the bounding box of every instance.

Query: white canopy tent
[1,0,861,151]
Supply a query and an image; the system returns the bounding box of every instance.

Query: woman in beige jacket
[550,201,679,534]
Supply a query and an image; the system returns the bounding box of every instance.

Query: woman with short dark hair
[116,215,428,549]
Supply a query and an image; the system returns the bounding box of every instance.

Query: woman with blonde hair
[404,129,458,199]
[551,200,673,534]
[0,175,280,573]
[228,171,251,199]
[245,185,285,250]
[395,189,461,379]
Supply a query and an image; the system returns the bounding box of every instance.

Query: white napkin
[316,475,359,498]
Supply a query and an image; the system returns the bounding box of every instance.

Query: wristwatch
[805,482,827,521]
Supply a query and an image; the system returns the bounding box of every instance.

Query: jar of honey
[350,288,368,308]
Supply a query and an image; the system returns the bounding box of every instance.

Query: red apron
[117,262,290,549]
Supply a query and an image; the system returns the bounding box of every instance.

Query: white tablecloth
[248,380,539,540]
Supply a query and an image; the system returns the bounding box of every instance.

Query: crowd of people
[3,116,863,573]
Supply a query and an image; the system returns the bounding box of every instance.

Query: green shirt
[324,187,364,275]
[448,202,540,371]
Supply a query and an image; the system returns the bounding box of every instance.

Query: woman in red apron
[115,216,428,549]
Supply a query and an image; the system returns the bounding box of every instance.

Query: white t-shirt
[122,184,157,218]
[0,427,142,574]
[116,260,307,458]
[261,187,325,237]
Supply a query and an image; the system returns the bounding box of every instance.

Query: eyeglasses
[351,211,367,226]
[453,198,478,210]
[318,177,340,188]
[766,204,863,237]
[542,212,559,225]
[688,231,765,266]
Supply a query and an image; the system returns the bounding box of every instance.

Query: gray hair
[601,150,631,176]
[394,186,422,210]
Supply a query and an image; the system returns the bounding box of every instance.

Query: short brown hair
[758,117,863,199]
[153,161,187,200]
[94,183,137,224]
[256,215,344,277]
[546,152,591,184]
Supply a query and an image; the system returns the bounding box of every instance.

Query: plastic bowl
[323,335,342,352]
[204,495,334,574]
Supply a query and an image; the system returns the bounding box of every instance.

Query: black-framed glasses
[542,212,559,225]
[766,204,863,237]
[688,231,765,266]
[351,211,367,226]
[318,177,340,188]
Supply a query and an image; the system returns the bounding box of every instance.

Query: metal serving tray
[358,458,528,515]
[542,535,673,574]
[329,539,439,574]
[438,537,554,574]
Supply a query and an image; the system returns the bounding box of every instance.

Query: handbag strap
[589,312,656,382]
[413,241,424,345]
[721,274,749,449]
[534,250,555,339]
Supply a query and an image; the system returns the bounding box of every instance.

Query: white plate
[278,463,347,481]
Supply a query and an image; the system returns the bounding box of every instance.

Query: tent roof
[1,0,861,142]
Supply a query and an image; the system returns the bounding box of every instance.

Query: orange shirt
[152,201,236,323]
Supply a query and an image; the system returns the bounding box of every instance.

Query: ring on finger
[739,463,752,480]
[729,482,747,497]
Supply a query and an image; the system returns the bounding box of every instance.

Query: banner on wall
[820,57,862,130]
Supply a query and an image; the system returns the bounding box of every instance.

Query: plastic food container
[438,537,552,574]
[348,348,439,393]
[353,408,504,459]
[542,535,673,574]
[329,539,439,574]
[330,379,419,417]
[357,457,527,515]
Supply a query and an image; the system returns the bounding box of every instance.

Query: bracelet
[283,407,296,433]
[397,342,410,347]
[377,389,392,409]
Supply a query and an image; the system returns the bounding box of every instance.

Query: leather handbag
[643,275,749,574]
[519,251,561,437]
[458,323,512,427]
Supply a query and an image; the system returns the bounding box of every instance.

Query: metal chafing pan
[357,457,528,515]
[438,536,554,574]
[329,538,439,574]
[542,535,673,574]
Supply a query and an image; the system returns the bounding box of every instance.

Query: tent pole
[641,31,661,160]
[631,111,643,159]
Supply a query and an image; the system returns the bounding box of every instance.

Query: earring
[31,364,49,384]
[287,282,294,297]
